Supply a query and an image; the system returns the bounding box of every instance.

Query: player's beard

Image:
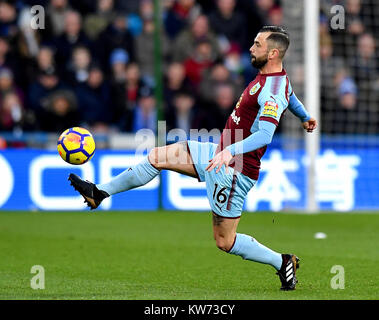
[251,54,268,69]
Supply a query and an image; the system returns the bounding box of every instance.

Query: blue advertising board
[0,142,377,211]
[0,150,159,211]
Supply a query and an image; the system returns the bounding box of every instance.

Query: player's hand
[302,117,317,133]
[205,149,233,174]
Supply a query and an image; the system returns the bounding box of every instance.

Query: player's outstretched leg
[69,142,197,209]
[212,213,300,290]
[68,154,159,210]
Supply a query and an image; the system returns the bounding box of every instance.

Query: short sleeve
[258,76,289,126]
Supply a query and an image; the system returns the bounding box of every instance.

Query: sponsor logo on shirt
[231,109,241,125]
[262,101,279,118]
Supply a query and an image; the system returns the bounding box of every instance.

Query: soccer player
[68,26,317,291]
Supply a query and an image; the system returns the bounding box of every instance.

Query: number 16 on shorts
[207,172,256,219]
[212,183,229,212]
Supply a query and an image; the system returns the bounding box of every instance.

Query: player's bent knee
[215,236,235,252]
[148,145,180,170]
[148,147,163,170]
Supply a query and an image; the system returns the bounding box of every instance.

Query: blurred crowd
[320,0,379,134]
[0,0,282,137]
[0,0,378,139]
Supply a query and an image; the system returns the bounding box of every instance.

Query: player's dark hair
[259,26,290,59]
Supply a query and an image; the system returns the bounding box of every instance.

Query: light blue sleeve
[226,120,276,156]
[226,77,289,156]
[257,77,287,126]
[288,92,311,122]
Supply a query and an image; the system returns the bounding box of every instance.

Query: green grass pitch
[0,210,378,300]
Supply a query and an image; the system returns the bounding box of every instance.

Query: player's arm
[225,120,276,156]
[205,120,276,173]
[205,121,275,173]
[288,92,317,133]
[226,96,286,156]
[288,92,310,122]
[206,97,284,173]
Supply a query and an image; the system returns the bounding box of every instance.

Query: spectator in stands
[139,0,155,25]
[209,0,247,53]
[46,0,71,38]
[75,65,111,128]
[199,62,243,107]
[223,43,244,78]
[324,67,359,134]
[83,0,116,40]
[132,85,156,133]
[66,46,92,85]
[164,0,201,39]
[183,39,215,88]
[329,0,365,58]
[96,12,134,72]
[124,62,144,110]
[109,48,129,84]
[210,83,235,131]
[0,92,24,132]
[267,5,283,26]
[0,36,17,80]
[351,33,378,82]
[320,32,345,112]
[351,33,378,131]
[0,68,24,105]
[112,62,146,132]
[164,61,192,112]
[172,14,220,62]
[346,0,365,36]
[38,89,80,132]
[235,0,267,49]
[25,45,56,90]
[336,70,358,111]
[255,0,277,25]
[0,0,18,40]
[54,10,92,71]
[28,69,65,114]
[0,66,34,132]
[125,3,144,38]
[135,7,170,81]
[166,90,196,134]
[35,46,56,75]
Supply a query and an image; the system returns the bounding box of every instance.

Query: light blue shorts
[187,141,256,218]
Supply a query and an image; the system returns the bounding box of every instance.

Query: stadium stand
[0,0,378,148]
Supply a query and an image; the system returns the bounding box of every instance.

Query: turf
[0,210,378,300]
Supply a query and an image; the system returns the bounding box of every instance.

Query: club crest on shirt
[249,83,261,95]
[262,101,278,118]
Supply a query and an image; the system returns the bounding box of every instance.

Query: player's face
[249,33,269,69]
